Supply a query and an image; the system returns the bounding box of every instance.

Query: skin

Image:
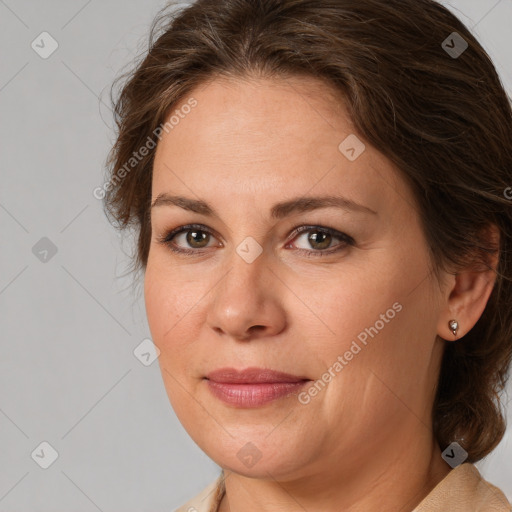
[144,74,498,511]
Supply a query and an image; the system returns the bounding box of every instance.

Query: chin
[193,427,314,480]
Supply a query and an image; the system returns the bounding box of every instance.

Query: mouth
[204,367,311,408]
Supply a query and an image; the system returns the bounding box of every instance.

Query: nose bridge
[220,235,268,303]
[220,206,268,280]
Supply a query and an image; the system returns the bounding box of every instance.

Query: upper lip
[205,367,310,384]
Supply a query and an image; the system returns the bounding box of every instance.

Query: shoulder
[174,473,225,512]
[412,463,511,511]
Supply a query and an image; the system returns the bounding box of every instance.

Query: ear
[437,224,500,341]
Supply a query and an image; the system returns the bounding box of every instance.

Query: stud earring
[448,319,459,337]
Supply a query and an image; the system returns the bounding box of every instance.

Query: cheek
[144,262,203,414]
[305,264,401,351]
[315,264,440,420]
[307,247,436,380]
[144,260,194,353]
[144,269,175,346]
[144,256,215,378]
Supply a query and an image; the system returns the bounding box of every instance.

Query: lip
[206,367,310,384]
[204,367,311,408]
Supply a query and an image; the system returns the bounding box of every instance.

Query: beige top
[174,463,511,512]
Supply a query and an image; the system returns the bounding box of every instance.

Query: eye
[286,225,354,257]
[156,224,354,257]
[156,224,220,255]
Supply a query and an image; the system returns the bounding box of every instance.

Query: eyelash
[156,223,355,258]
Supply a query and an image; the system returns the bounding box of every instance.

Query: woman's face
[145,75,448,479]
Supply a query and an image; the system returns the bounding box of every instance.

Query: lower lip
[205,380,309,407]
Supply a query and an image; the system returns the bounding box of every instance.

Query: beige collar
[175,473,225,512]
[411,463,510,511]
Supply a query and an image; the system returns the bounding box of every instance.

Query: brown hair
[103,0,512,462]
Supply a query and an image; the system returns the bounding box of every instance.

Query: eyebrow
[151,193,377,218]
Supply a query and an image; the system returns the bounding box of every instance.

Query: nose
[206,244,287,341]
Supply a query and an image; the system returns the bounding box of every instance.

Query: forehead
[151,75,413,220]
[154,73,354,165]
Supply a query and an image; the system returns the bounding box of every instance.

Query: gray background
[0,0,511,510]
